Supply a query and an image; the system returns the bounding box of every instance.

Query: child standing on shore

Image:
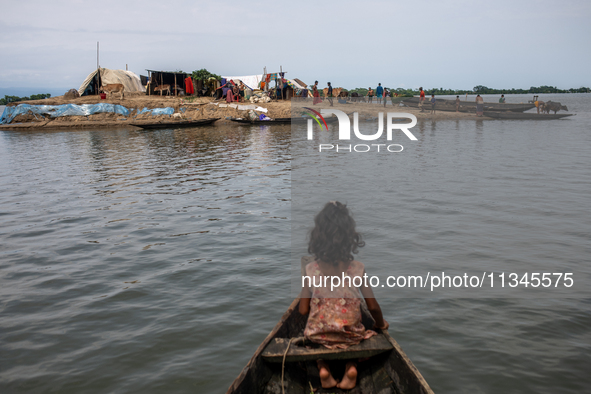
[299,201,389,390]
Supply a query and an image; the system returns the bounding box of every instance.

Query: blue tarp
[0,104,179,124]
[0,103,131,124]
[136,107,174,116]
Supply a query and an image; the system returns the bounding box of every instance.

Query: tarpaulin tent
[221,75,263,91]
[78,68,145,96]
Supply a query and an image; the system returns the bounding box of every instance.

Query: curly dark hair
[308,201,365,265]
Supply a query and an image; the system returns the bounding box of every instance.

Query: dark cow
[350,92,366,102]
[543,101,568,114]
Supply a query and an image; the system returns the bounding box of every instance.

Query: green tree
[192,69,221,81]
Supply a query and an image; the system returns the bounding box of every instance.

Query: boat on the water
[227,257,434,394]
[484,111,574,120]
[130,118,219,129]
[402,97,535,113]
[230,116,340,125]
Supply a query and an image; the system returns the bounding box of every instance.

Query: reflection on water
[0,124,292,394]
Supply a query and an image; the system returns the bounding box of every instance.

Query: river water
[0,94,590,393]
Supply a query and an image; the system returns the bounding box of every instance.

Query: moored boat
[230,116,340,125]
[227,257,434,394]
[130,118,219,129]
[402,97,535,113]
[484,111,574,120]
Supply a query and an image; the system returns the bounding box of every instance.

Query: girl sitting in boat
[299,201,389,390]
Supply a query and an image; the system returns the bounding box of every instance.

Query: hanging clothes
[184,77,194,95]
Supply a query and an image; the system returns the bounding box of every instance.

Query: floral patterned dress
[303,260,377,349]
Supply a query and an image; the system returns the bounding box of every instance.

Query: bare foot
[337,362,357,390]
[317,360,338,388]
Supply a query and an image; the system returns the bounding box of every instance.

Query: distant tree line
[0,93,51,105]
[345,85,589,96]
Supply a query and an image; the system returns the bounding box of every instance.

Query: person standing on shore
[232,83,240,103]
[499,94,506,103]
[455,95,460,112]
[238,81,245,103]
[430,94,436,114]
[313,81,322,105]
[384,88,390,107]
[376,83,383,104]
[367,87,374,103]
[419,87,425,112]
[476,94,484,116]
[327,82,334,106]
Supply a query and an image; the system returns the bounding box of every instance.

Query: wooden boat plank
[262,335,393,362]
[383,331,433,394]
[357,362,378,393]
[226,297,304,394]
[263,363,307,394]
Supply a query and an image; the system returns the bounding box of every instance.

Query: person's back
[299,201,388,390]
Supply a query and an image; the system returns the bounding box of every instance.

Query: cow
[100,83,124,99]
[154,84,171,96]
[322,87,343,98]
[350,92,362,102]
[543,101,568,114]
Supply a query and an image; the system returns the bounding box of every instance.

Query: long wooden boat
[130,118,219,129]
[230,116,340,125]
[227,257,434,394]
[402,97,535,113]
[484,111,574,120]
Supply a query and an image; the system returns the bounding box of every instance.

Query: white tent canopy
[221,74,263,91]
[78,68,145,96]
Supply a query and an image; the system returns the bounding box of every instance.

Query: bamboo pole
[280,65,284,100]
[96,42,99,95]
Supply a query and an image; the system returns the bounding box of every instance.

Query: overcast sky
[1,0,589,94]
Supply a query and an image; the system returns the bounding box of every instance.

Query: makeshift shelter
[78,68,145,96]
[289,78,312,98]
[146,70,190,96]
[221,75,263,91]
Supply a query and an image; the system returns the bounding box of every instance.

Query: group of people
[311,81,399,106]
[367,83,394,104]
[224,80,246,103]
[312,80,328,105]
[418,87,438,114]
